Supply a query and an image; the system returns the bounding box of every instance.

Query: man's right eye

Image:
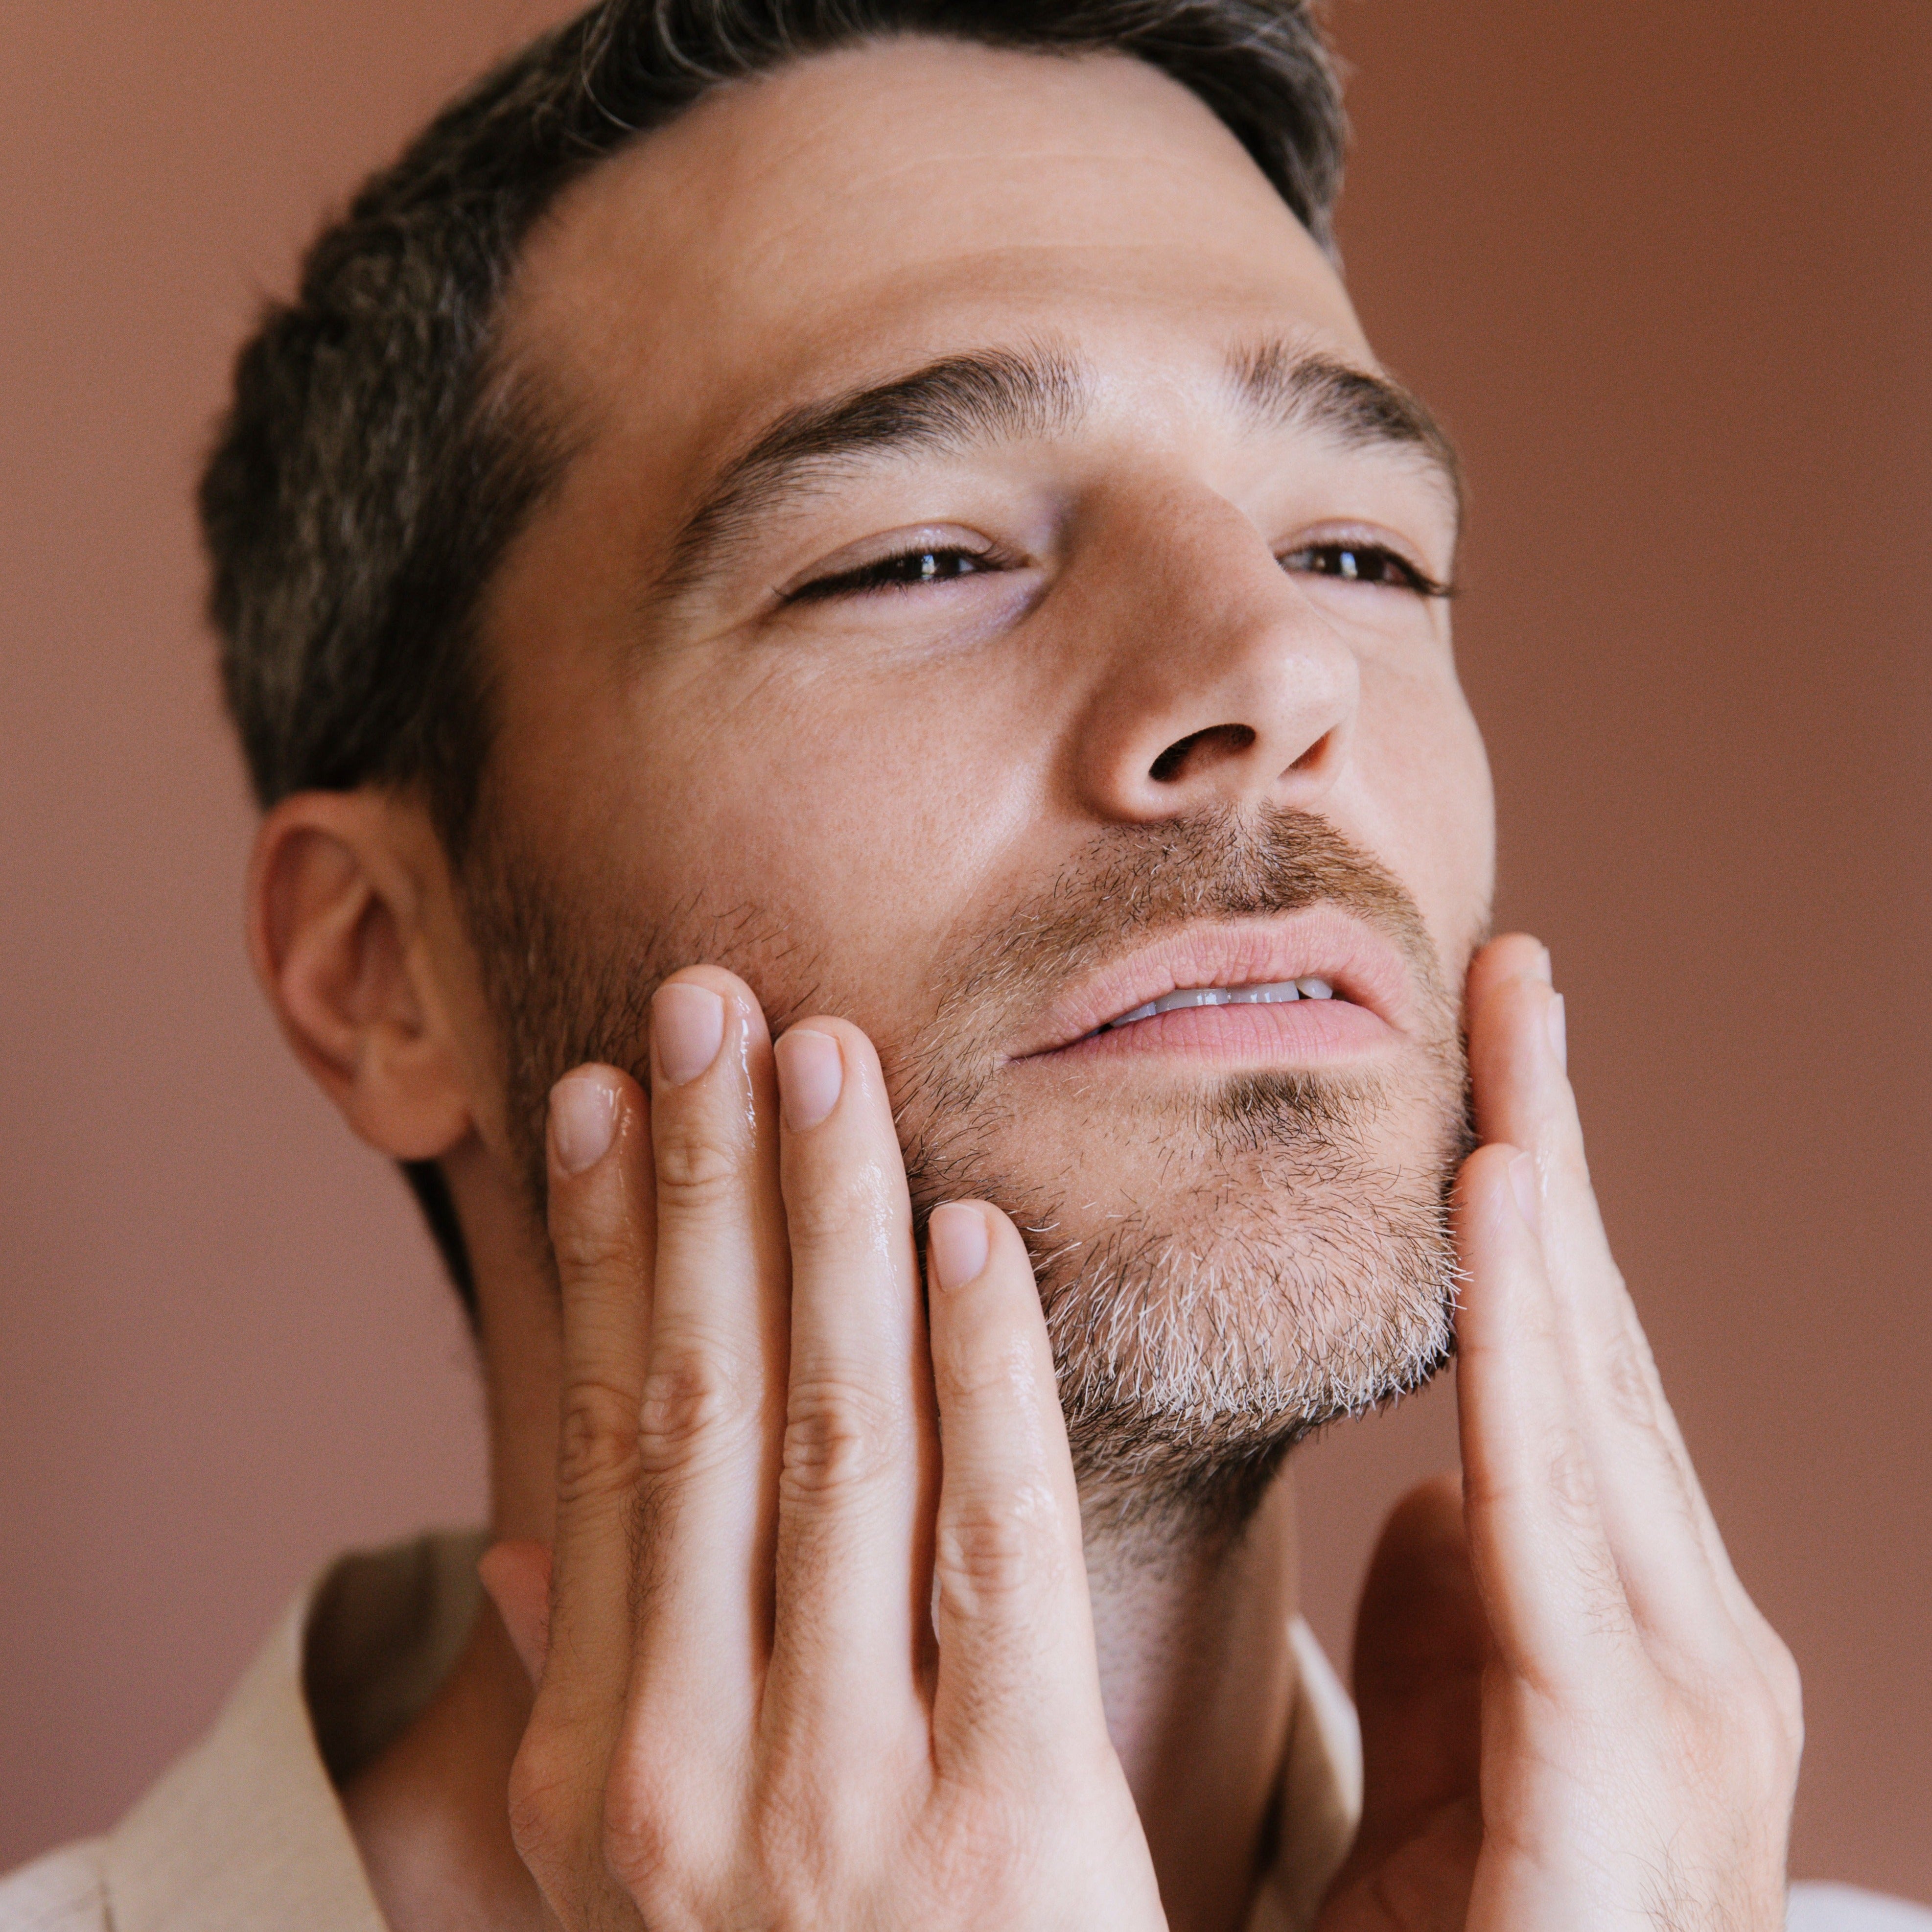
[787,546,991,602]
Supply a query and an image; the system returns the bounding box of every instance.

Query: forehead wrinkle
[1227,337,1466,533]
[651,343,1087,606]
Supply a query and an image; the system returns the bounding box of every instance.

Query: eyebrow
[1227,337,1465,525]
[655,337,1460,603]
[655,347,1081,602]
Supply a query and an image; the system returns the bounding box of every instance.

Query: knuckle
[1733,1630,1806,1767]
[935,1485,1061,1614]
[923,1793,1038,1902]
[505,1729,585,1880]
[601,1760,684,1910]
[780,1377,903,1502]
[1678,1642,1804,1786]
[1544,1439,1599,1533]
[749,1787,834,1912]
[1766,1634,1805,1742]
[551,1218,637,1283]
[652,1115,744,1210]
[781,1161,889,1253]
[1600,1330,1657,1431]
[932,1326,1030,1415]
[636,1347,759,1476]
[556,1377,640,1506]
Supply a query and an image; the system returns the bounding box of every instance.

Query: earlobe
[248,791,475,1162]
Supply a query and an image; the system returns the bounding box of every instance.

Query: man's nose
[1067,493,1360,823]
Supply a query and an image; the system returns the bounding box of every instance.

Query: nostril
[1290,729,1333,774]
[1148,722,1257,784]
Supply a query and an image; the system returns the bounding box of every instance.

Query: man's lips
[1005,909,1418,1063]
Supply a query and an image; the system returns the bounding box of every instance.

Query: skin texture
[248,37,1801,1932]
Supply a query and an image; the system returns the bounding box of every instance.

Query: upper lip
[1006,908,1419,1060]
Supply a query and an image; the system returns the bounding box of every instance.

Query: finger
[1453,1141,1636,1691]
[540,1064,653,1723]
[1467,943,1753,1642]
[1469,938,1685,1467]
[761,1020,933,1760]
[925,1201,1106,1774]
[629,968,788,1740]
[479,1539,553,1685]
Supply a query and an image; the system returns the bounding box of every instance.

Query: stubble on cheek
[456,822,835,1228]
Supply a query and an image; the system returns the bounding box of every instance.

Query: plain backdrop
[2,0,1927,1899]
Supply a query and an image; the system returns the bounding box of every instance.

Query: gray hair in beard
[891,811,1473,1537]
[463,807,1474,1539]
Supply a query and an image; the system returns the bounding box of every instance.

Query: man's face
[465,37,1494,1510]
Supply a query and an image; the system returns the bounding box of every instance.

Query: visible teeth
[1232,980,1302,1003]
[1155,987,1231,1013]
[1103,979,1322,1029]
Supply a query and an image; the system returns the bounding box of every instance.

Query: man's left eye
[788,546,991,602]
[1281,542,1448,597]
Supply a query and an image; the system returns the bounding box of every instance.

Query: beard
[462,805,1474,1538]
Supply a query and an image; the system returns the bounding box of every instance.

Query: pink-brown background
[2,0,1926,1898]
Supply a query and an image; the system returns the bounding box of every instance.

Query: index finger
[1453,1141,1638,1693]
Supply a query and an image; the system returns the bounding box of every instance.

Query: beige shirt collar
[98,1532,1361,1932]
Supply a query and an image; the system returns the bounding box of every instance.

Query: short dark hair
[200,0,1347,1318]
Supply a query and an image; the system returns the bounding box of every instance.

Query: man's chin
[1069,1215,1451,1451]
[918,1117,1465,1540]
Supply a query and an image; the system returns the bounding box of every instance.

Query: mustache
[931,806,1447,1050]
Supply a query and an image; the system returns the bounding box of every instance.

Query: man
[2,3,1921,1928]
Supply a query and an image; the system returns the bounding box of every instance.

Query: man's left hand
[1319,933,1804,1930]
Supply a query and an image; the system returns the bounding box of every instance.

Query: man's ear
[247,790,475,1161]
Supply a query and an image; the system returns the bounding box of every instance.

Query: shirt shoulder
[0,1842,109,1932]
[0,1532,484,1932]
[1790,1884,1932,1931]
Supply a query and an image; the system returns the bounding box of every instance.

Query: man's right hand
[478,966,1168,1931]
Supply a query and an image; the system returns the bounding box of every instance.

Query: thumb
[1342,1473,1490,1875]
[478,1539,553,1686]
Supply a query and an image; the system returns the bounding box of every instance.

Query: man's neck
[1084,1477,1302,1932]
[339,1601,544,1932]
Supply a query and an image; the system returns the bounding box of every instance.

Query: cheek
[622,652,1051,1011]
[1354,667,1496,962]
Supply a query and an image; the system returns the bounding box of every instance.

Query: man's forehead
[501,34,1369,463]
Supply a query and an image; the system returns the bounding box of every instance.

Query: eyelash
[786,537,1451,603]
[1280,542,1452,598]
[786,545,997,602]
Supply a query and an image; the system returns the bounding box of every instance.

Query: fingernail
[1547,993,1567,1071]
[653,982,724,1086]
[1533,944,1554,986]
[550,1069,619,1175]
[929,1203,990,1291]
[775,1027,843,1130]
[1508,1151,1542,1234]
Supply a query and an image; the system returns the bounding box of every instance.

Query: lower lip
[1026,996,1397,1067]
